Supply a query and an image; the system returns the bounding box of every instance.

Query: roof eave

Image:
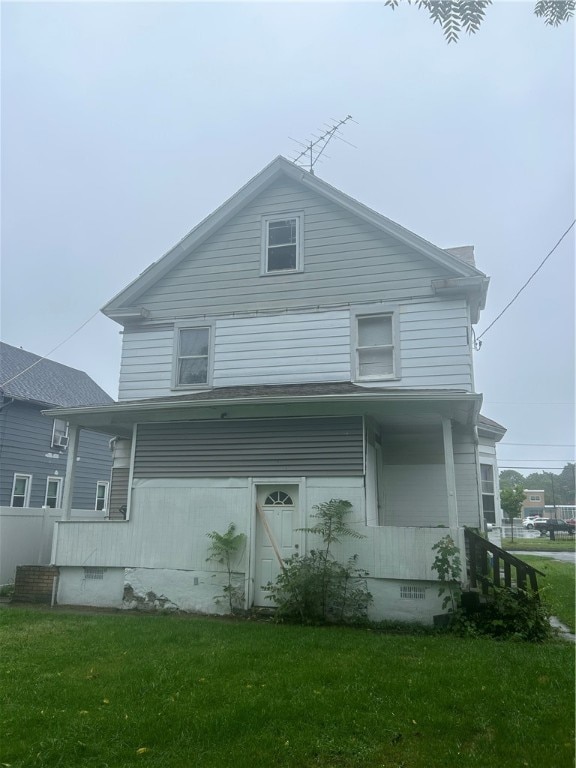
[102,156,486,317]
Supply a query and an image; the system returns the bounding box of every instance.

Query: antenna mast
[290,115,356,174]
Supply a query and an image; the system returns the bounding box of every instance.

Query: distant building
[522,489,545,517]
[0,342,113,511]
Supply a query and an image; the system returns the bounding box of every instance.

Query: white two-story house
[47,156,506,622]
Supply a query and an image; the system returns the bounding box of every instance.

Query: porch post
[60,425,80,521]
[442,417,459,529]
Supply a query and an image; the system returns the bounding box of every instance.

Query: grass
[0,608,574,768]
[517,556,576,632]
[502,537,576,552]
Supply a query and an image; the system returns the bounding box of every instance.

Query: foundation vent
[84,567,105,581]
[400,585,426,600]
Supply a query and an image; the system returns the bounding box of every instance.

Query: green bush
[454,582,553,642]
[265,499,372,625]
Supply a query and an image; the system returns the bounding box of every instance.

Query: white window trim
[44,476,63,509]
[260,212,304,275]
[95,480,109,512]
[171,320,215,390]
[11,473,32,508]
[51,418,69,448]
[350,305,401,382]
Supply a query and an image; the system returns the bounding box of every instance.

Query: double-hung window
[261,214,303,274]
[174,325,212,387]
[45,477,63,508]
[354,311,397,380]
[480,464,496,524]
[11,474,32,507]
[95,481,109,512]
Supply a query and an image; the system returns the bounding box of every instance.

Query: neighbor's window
[355,313,396,379]
[529,495,541,502]
[95,481,109,512]
[11,474,32,508]
[262,214,303,273]
[175,327,211,386]
[44,477,62,508]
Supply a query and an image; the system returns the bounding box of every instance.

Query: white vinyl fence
[0,507,105,585]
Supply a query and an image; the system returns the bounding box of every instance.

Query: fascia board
[102,155,484,314]
[102,156,289,314]
[294,169,485,279]
[43,390,482,423]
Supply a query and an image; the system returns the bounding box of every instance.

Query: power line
[477,219,576,342]
[500,443,575,447]
[0,309,101,388]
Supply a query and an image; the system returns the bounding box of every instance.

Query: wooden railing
[464,528,545,598]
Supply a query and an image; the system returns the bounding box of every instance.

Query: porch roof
[43,382,483,438]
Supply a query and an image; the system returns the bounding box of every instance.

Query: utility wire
[0,309,101,388]
[477,219,575,342]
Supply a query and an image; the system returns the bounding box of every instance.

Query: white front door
[254,485,299,607]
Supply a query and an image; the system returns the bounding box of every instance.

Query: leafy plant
[384,0,574,44]
[206,523,246,613]
[431,534,462,612]
[454,581,553,642]
[266,499,372,624]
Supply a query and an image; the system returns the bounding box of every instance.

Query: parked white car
[522,516,548,529]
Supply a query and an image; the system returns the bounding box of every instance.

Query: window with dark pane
[177,328,209,385]
[264,491,294,506]
[267,218,297,271]
[480,464,496,523]
[357,315,394,378]
[45,478,62,508]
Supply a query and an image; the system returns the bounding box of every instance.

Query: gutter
[43,390,483,420]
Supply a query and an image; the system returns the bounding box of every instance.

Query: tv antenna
[290,115,357,174]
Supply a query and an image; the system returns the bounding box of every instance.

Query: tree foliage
[385,0,574,43]
[500,485,526,520]
[499,463,575,506]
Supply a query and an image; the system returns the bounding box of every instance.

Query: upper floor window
[173,324,213,388]
[11,474,32,508]
[45,476,63,509]
[261,213,303,274]
[52,418,69,449]
[352,310,398,381]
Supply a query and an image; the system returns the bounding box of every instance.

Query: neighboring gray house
[0,342,113,511]
[47,156,510,622]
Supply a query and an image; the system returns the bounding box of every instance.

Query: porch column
[442,417,459,529]
[60,425,80,521]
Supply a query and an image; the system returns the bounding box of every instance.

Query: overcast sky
[1,1,574,477]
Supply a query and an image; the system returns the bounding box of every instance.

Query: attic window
[261,213,303,274]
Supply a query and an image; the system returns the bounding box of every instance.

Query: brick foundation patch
[14,566,59,604]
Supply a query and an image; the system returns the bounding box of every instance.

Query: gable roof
[103,155,487,319]
[0,342,114,407]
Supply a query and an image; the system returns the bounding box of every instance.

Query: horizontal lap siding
[136,180,453,318]
[118,297,472,399]
[213,312,350,386]
[453,426,481,526]
[134,417,364,477]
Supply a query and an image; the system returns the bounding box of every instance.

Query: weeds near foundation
[206,524,246,613]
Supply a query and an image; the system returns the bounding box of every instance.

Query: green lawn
[1,608,574,768]
[503,537,576,552]
[517,556,576,632]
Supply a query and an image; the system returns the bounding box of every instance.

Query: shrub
[454,582,553,642]
[265,499,372,625]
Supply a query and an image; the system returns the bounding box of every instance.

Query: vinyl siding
[136,179,454,318]
[118,298,473,399]
[0,400,112,510]
[133,416,364,478]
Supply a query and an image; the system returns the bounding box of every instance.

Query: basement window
[84,567,105,581]
[400,585,426,600]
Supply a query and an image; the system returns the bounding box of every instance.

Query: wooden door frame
[247,477,306,608]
